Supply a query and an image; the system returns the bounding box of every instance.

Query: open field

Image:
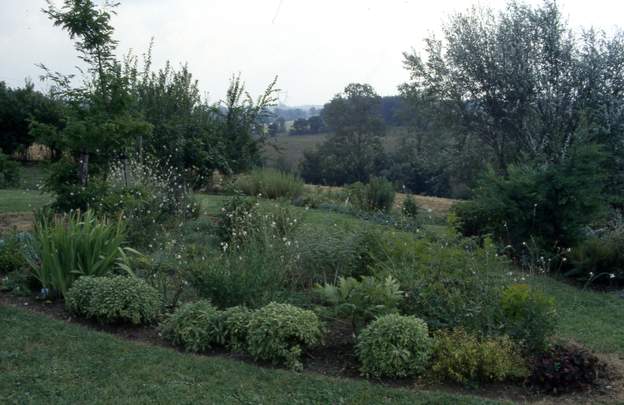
[264,127,407,169]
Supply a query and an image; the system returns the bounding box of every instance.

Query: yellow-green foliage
[356,314,432,378]
[431,328,528,384]
[65,276,161,325]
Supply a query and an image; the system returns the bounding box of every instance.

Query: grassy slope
[0,305,502,405]
[0,189,52,213]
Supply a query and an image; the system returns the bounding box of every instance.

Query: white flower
[610,273,616,279]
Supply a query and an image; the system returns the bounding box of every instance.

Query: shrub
[233,168,304,199]
[216,195,260,247]
[65,276,160,324]
[0,151,19,188]
[500,284,557,351]
[188,241,292,309]
[431,328,528,385]
[25,210,130,297]
[289,226,384,288]
[568,227,624,285]
[453,145,607,254]
[375,235,507,335]
[347,177,395,212]
[530,344,603,394]
[401,195,419,217]
[356,314,432,378]
[0,233,28,275]
[160,300,224,352]
[246,302,322,371]
[315,275,403,332]
[222,306,252,352]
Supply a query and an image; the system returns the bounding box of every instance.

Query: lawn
[0,305,503,404]
[0,189,52,213]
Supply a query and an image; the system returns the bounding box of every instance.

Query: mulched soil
[1,291,622,405]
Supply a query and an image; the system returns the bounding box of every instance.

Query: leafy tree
[301,83,386,185]
[290,118,309,135]
[307,115,326,133]
[32,0,151,197]
[0,81,64,157]
[401,0,624,181]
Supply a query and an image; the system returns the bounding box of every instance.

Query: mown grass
[529,275,624,354]
[0,189,52,213]
[0,305,504,404]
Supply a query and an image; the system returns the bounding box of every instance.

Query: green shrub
[0,233,28,275]
[216,195,260,247]
[431,328,528,384]
[222,306,252,352]
[246,302,322,371]
[289,226,384,288]
[65,276,160,324]
[0,151,19,188]
[188,241,292,309]
[401,195,419,217]
[500,284,557,351]
[568,227,624,285]
[375,235,507,335]
[315,275,402,332]
[453,145,607,254]
[233,168,304,199]
[160,300,224,352]
[356,314,432,378]
[25,210,130,297]
[347,177,395,212]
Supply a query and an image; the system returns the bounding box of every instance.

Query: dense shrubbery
[66,276,161,324]
[431,328,528,385]
[401,195,419,217]
[0,151,19,188]
[356,314,432,378]
[160,300,224,352]
[233,168,304,199]
[246,302,322,371]
[500,284,557,351]
[25,210,130,297]
[375,235,507,335]
[221,306,252,352]
[530,345,603,394]
[453,146,607,254]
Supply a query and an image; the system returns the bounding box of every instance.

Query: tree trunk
[78,151,89,186]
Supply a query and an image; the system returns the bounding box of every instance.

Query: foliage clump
[160,300,224,352]
[347,177,395,212]
[233,168,304,199]
[65,276,160,324]
[500,284,557,352]
[431,328,528,385]
[0,151,19,188]
[221,305,252,352]
[25,210,129,297]
[246,302,322,371]
[356,314,432,378]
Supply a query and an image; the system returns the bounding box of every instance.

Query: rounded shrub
[159,300,224,352]
[65,276,160,324]
[431,328,528,384]
[246,302,322,371]
[500,284,557,351]
[356,314,432,378]
[222,306,252,352]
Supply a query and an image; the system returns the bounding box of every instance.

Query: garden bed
[1,291,621,405]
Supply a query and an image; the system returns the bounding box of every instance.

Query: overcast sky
[1,0,623,106]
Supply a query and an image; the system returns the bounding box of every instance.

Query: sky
[1,0,624,106]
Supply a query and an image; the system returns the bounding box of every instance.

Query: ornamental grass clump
[25,209,129,297]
